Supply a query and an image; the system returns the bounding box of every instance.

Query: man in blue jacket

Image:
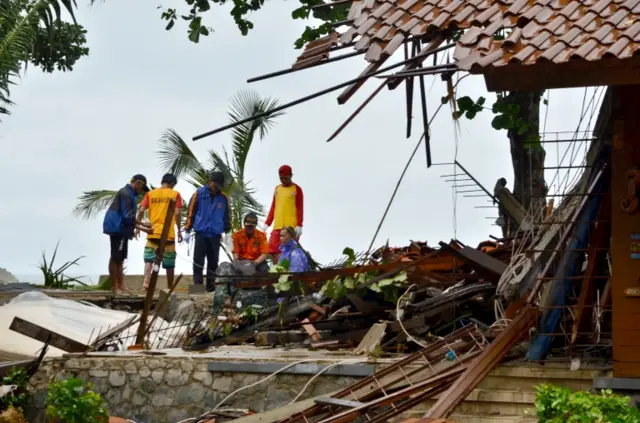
[184,171,232,292]
[103,174,151,294]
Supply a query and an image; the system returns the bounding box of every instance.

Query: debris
[353,323,387,355]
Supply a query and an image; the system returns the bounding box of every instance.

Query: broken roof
[294,0,640,92]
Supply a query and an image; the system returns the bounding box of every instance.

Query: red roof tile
[296,0,640,79]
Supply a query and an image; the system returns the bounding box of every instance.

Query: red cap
[279,165,292,176]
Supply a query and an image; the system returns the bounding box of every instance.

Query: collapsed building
[4,0,640,418]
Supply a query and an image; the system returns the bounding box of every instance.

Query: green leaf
[491,114,510,130]
[343,277,355,289]
[377,278,394,287]
[165,19,175,30]
[456,95,474,112]
[342,247,356,261]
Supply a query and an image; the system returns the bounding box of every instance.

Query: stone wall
[26,357,358,423]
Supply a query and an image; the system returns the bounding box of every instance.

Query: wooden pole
[136,198,176,345]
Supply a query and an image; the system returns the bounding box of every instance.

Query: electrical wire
[395,284,429,348]
[288,358,370,404]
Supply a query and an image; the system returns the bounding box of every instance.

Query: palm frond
[207,148,236,188]
[72,189,117,219]
[228,90,285,178]
[157,129,202,177]
[0,0,79,118]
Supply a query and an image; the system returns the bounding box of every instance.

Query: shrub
[0,367,29,412]
[45,378,108,423]
[535,384,640,423]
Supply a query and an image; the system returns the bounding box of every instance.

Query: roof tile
[622,20,640,39]
[320,0,640,74]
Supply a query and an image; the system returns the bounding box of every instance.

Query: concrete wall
[26,357,357,423]
[26,356,612,423]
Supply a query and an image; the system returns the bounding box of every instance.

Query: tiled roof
[293,32,340,69]
[296,0,640,75]
[454,0,640,70]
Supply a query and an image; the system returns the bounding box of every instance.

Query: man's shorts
[268,229,281,255]
[143,239,176,269]
[109,235,128,264]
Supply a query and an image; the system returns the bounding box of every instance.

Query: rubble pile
[184,238,517,353]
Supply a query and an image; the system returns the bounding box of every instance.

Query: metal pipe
[192,43,456,141]
[454,160,498,204]
[247,50,364,83]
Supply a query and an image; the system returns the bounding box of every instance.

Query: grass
[38,241,87,290]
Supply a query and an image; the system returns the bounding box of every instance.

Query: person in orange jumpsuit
[265,165,304,262]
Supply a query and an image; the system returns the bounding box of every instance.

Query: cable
[395,284,429,348]
[212,358,337,411]
[288,358,369,404]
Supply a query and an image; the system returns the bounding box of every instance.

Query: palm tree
[72,89,284,231]
[1,0,78,117]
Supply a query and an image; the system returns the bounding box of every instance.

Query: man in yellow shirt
[136,173,184,290]
[265,165,304,262]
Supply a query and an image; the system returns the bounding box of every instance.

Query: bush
[45,378,108,423]
[535,384,640,423]
[0,367,29,412]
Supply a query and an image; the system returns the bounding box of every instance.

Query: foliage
[45,378,108,423]
[151,0,348,48]
[320,270,408,302]
[0,367,29,412]
[271,247,408,301]
[454,94,542,147]
[73,90,283,233]
[0,0,88,118]
[534,384,640,423]
[240,304,262,324]
[27,20,88,73]
[38,241,87,289]
[270,259,291,293]
[290,0,349,48]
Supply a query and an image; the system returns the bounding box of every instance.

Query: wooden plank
[314,397,363,408]
[9,316,88,353]
[611,85,640,377]
[437,242,506,282]
[136,198,176,345]
[482,55,640,92]
[614,361,640,378]
[353,323,387,355]
[207,362,375,377]
[301,318,322,342]
[388,315,426,333]
[420,307,537,420]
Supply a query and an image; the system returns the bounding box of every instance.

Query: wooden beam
[136,198,176,345]
[314,397,363,408]
[9,317,88,353]
[481,56,640,92]
[419,307,537,420]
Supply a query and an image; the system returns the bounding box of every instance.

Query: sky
[0,0,602,284]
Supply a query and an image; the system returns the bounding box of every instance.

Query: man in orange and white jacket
[265,165,303,262]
